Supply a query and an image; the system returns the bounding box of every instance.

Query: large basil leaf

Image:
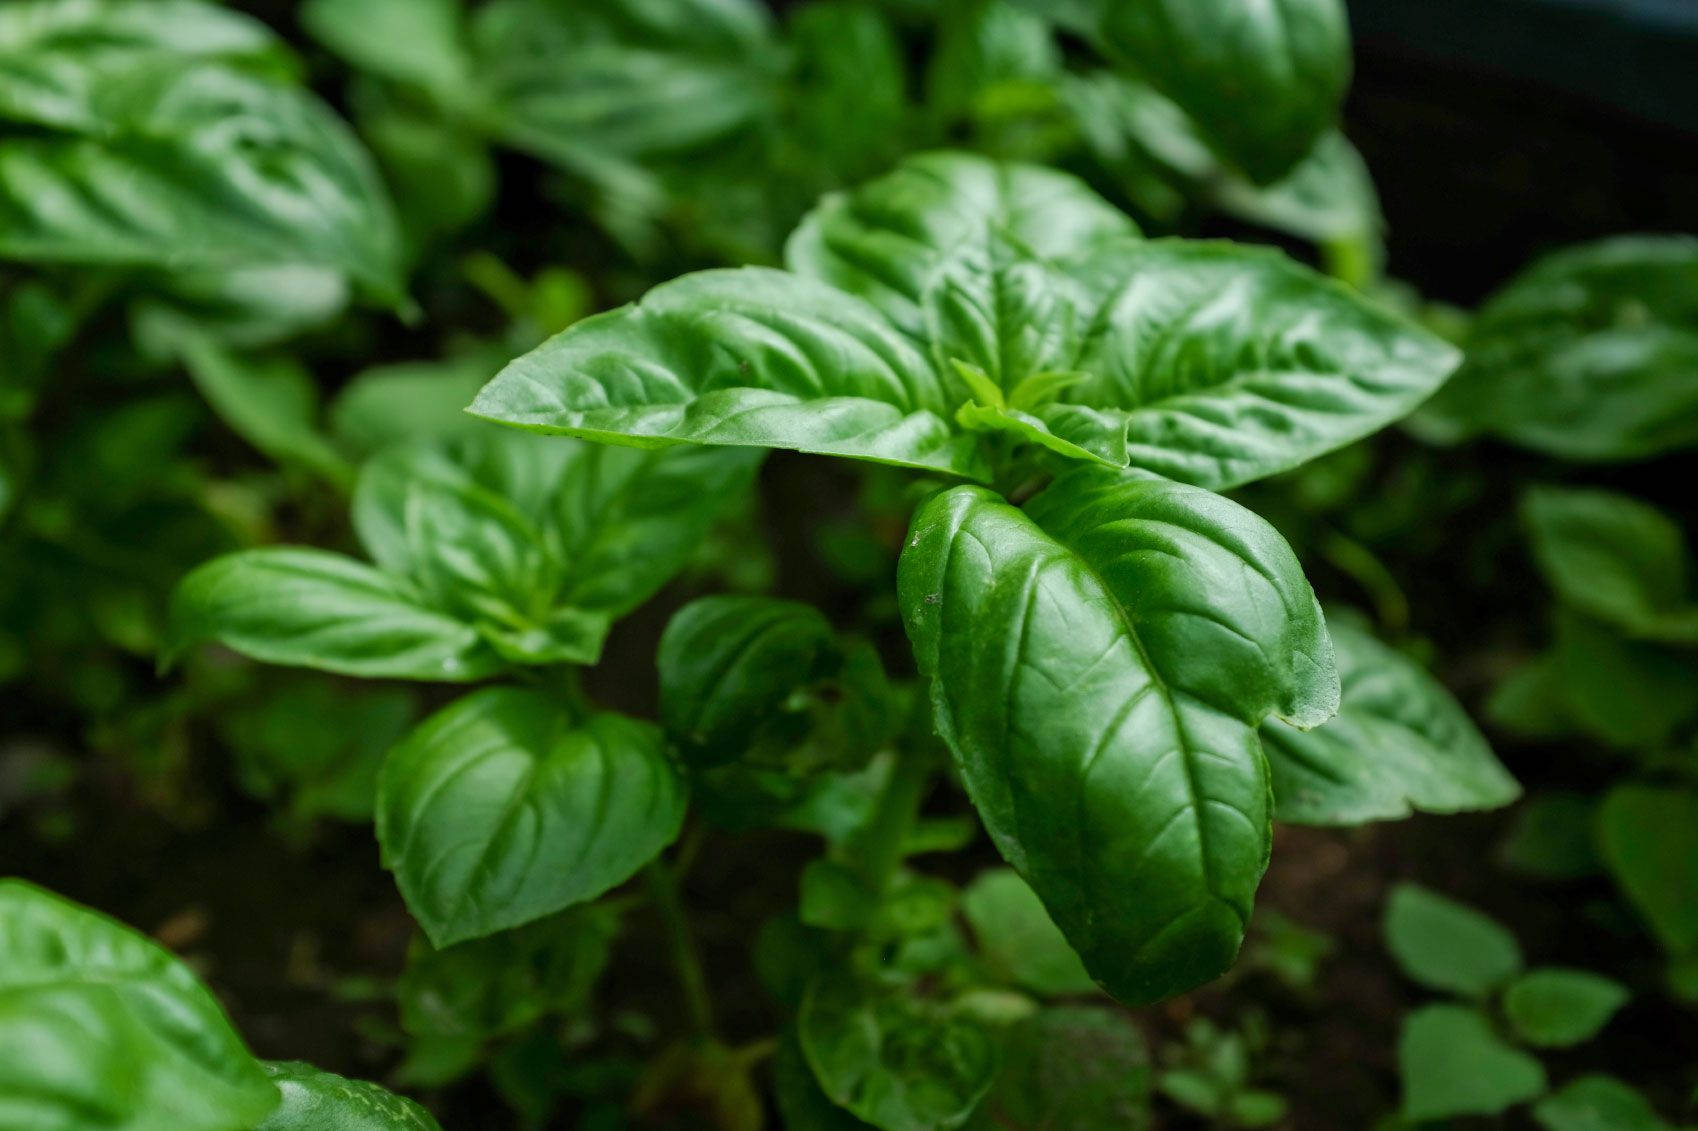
[1418,236,1698,460]
[1596,785,1698,955]
[0,880,280,1131]
[470,267,982,477]
[799,972,998,1131]
[377,688,688,946]
[1523,486,1698,645]
[257,1062,440,1131]
[165,548,507,682]
[786,153,1455,489]
[0,12,404,298]
[353,431,761,665]
[1044,0,1351,184]
[899,468,1337,1003]
[1264,613,1519,825]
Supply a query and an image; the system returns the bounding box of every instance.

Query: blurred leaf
[1533,1075,1674,1131]
[1597,785,1698,954]
[1499,793,1602,881]
[1503,968,1629,1048]
[961,869,1095,998]
[1384,883,1522,996]
[1398,1004,1547,1122]
[976,1006,1151,1130]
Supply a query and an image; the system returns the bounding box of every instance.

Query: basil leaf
[978,1006,1152,1130]
[899,469,1336,1003]
[1597,785,1698,955]
[1384,883,1522,997]
[1533,1075,1675,1131]
[1524,486,1698,645]
[799,972,998,1131]
[960,868,1095,997]
[775,1031,877,1131]
[300,0,470,96]
[0,880,280,1131]
[1398,1004,1547,1123]
[1550,611,1698,750]
[1058,0,1351,184]
[1502,969,1629,1049]
[328,350,503,455]
[0,54,404,302]
[377,688,687,946]
[1419,236,1698,460]
[1264,613,1519,825]
[257,1062,440,1131]
[166,548,506,682]
[471,267,982,477]
[353,432,761,666]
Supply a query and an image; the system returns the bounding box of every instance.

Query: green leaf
[1398,1004,1547,1123]
[1064,0,1352,183]
[1487,652,1578,741]
[469,267,984,478]
[1524,486,1698,644]
[1383,883,1522,996]
[658,596,890,771]
[774,1031,876,1131]
[1420,236,1698,460]
[300,0,470,96]
[0,880,280,1131]
[179,335,354,488]
[799,972,998,1131]
[1550,611,1698,750]
[960,869,1096,997]
[327,349,502,454]
[353,431,761,666]
[900,468,1337,1004]
[165,548,506,682]
[1533,1075,1675,1131]
[377,687,687,947]
[1499,793,1602,881]
[256,1062,440,1131]
[397,904,621,1040]
[977,1006,1152,1130]
[1596,785,1698,954]
[1264,612,1519,825]
[0,44,404,300]
[1502,969,1629,1048]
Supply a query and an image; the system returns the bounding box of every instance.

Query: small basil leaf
[1063,0,1352,184]
[1264,612,1519,825]
[165,548,506,682]
[1502,969,1629,1049]
[1550,611,1698,750]
[257,1062,440,1131]
[1419,236,1698,460]
[1398,1005,1547,1123]
[1533,1075,1675,1131]
[353,432,761,667]
[799,972,998,1131]
[1524,486,1698,645]
[0,880,280,1131]
[978,1006,1152,1130]
[1383,883,1522,996]
[377,688,687,947]
[1596,785,1698,955]
[469,268,984,479]
[300,0,470,96]
[327,349,503,455]
[961,869,1095,997]
[775,1031,877,1131]
[900,469,1336,1004]
[0,52,404,302]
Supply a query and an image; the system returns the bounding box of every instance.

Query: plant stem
[644,856,716,1041]
[857,742,934,896]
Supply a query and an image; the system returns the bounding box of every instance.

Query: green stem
[645,856,716,1041]
[856,741,935,896]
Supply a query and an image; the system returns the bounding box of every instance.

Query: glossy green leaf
[1264,613,1519,825]
[1596,785,1698,955]
[377,687,687,947]
[658,595,890,771]
[976,1006,1152,1130]
[398,904,621,1040]
[256,1062,439,1131]
[799,972,998,1131]
[1398,1005,1546,1123]
[792,154,1439,488]
[0,44,404,300]
[470,267,983,478]
[0,880,280,1131]
[1503,969,1629,1048]
[1384,883,1522,996]
[1533,1075,1674,1131]
[900,469,1337,1003]
[1055,0,1352,183]
[165,548,506,682]
[353,431,760,666]
[1524,486,1698,644]
[960,869,1095,997]
[1420,236,1698,460]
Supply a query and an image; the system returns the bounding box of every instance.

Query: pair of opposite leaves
[469,151,1469,1003]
